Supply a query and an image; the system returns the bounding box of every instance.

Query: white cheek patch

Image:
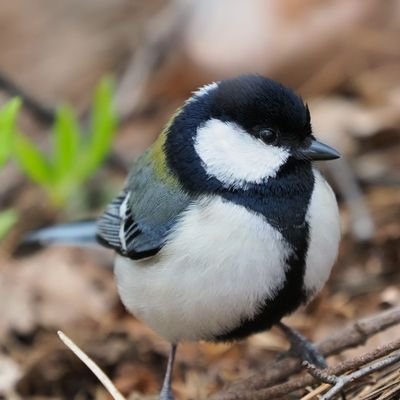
[194,118,290,188]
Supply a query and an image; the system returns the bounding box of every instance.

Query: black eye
[258,129,278,145]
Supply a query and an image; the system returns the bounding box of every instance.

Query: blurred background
[0,0,399,399]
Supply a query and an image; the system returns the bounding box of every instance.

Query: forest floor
[0,1,399,399]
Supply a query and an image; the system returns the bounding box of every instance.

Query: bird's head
[163,74,339,192]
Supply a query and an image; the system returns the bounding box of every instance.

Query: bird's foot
[277,322,327,369]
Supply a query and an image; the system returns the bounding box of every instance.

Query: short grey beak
[295,139,340,161]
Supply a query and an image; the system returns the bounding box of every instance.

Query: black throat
[215,160,315,341]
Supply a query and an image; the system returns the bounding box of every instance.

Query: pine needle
[57,330,126,400]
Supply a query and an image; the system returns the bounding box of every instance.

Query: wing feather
[96,151,191,260]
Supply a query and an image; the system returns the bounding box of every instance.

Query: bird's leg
[159,343,178,400]
[277,322,327,369]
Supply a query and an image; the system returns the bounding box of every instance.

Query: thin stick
[57,331,126,400]
[319,352,400,400]
[0,72,56,124]
[213,306,400,398]
[212,336,400,399]
[301,383,331,400]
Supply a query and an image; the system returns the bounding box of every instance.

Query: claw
[277,322,327,369]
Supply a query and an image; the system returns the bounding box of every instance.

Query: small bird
[25,75,341,400]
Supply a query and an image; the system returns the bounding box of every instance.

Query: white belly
[114,197,291,343]
[304,170,340,296]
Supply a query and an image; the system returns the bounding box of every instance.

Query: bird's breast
[114,196,292,343]
[303,169,340,296]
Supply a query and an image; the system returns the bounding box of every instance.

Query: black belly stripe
[214,224,310,342]
[214,160,314,342]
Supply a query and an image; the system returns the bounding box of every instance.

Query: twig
[211,307,400,399]
[301,383,331,400]
[355,368,400,400]
[0,71,56,124]
[304,352,400,400]
[318,307,400,357]
[303,362,338,385]
[57,331,126,400]
[228,339,400,400]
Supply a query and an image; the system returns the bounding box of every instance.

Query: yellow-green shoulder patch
[150,108,182,188]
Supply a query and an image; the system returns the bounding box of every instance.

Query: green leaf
[14,134,53,186]
[53,105,80,179]
[81,77,117,178]
[0,98,22,166]
[6,77,117,209]
[0,209,18,240]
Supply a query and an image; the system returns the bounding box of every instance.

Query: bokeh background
[0,0,399,399]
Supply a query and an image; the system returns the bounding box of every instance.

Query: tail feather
[19,220,100,254]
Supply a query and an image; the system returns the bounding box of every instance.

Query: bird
[23,74,341,400]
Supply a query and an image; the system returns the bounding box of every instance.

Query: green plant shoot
[0,209,18,240]
[13,77,118,207]
[0,98,22,166]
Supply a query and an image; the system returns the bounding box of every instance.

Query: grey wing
[96,153,191,259]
